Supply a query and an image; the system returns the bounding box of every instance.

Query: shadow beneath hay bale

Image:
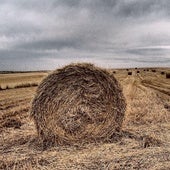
[110,131,163,148]
[141,136,162,148]
[29,130,162,151]
[27,130,125,151]
[1,131,162,152]
[113,131,162,148]
[37,133,124,150]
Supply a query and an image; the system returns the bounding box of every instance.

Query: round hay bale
[31,63,126,146]
[166,73,170,79]
[128,71,132,75]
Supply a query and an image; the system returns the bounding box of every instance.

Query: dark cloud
[0,49,48,59]
[0,0,170,70]
[125,47,170,56]
[17,38,83,51]
[116,0,170,18]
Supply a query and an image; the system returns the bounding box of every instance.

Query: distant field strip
[0,72,47,90]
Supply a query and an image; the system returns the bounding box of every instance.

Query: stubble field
[0,68,170,170]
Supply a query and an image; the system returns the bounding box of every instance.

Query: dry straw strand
[30,63,126,146]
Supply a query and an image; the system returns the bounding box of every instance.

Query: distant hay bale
[161,71,165,75]
[113,71,116,74]
[128,72,132,75]
[166,73,170,79]
[137,71,140,73]
[31,63,126,146]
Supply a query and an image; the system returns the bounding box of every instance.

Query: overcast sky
[0,0,170,70]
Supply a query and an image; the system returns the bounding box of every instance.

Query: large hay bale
[31,63,126,146]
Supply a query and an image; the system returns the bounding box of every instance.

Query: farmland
[0,68,170,170]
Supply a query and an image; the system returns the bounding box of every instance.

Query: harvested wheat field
[0,66,170,170]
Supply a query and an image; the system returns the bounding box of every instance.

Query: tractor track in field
[141,81,170,96]
[120,73,170,126]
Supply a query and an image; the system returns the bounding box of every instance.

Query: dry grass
[0,67,170,169]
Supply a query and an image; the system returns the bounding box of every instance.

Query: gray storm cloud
[0,0,170,70]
